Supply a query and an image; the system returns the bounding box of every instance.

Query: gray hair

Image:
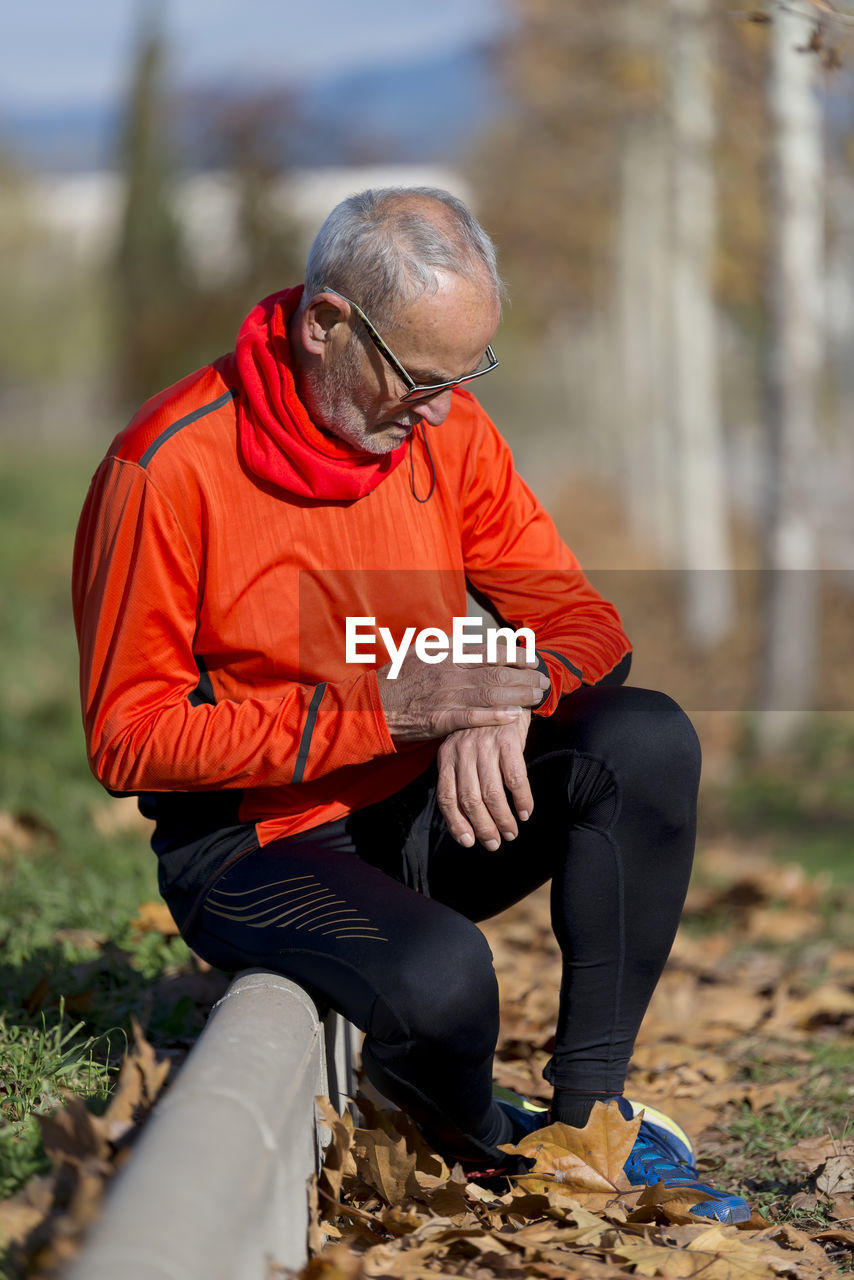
[303,186,505,326]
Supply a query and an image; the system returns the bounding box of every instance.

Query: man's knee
[366,915,498,1055]
[609,685,700,776]
[548,685,698,776]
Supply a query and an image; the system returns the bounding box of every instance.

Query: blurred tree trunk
[616,2,676,563]
[617,113,675,561]
[668,0,734,647]
[114,29,302,409]
[115,21,187,407]
[759,6,824,748]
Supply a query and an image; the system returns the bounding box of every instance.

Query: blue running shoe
[492,1087,749,1224]
[620,1100,751,1224]
[492,1087,695,1164]
[621,1097,697,1175]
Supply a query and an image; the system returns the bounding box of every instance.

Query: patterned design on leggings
[204,873,388,941]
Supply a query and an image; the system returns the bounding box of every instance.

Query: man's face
[311,271,500,455]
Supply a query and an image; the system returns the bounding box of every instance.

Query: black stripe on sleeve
[534,650,552,686]
[188,655,217,707]
[139,388,237,468]
[291,683,327,785]
[540,648,584,682]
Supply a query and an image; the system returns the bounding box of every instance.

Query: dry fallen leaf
[827,948,854,977]
[500,1102,638,1205]
[781,1134,851,1169]
[0,1175,55,1249]
[626,1182,718,1226]
[811,1225,854,1246]
[741,1076,812,1112]
[51,928,109,949]
[828,1192,854,1224]
[816,1154,854,1198]
[754,1219,832,1259]
[613,1224,780,1278]
[352,1127,417,1206]
[97,1029,161,1143]
[129,899,181,937]
[766,983,854,1034]
[0,809,58,855]
[300,1242,366,1280]
[90,795,152,837]
[316,1096,358,1205]
[744,906,823,944]
[36,1095,110,1166]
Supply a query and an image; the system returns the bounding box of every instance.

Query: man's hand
[378,648,548,743]
[436,710,533,850]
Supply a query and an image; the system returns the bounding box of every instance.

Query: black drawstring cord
[409,424,436,503]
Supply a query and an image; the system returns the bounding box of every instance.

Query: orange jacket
[73,292,631,911]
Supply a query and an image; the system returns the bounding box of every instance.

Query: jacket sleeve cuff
[532,648,582,717]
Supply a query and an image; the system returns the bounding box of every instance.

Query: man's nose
[414,389,454,427]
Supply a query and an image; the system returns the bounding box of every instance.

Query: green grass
[0,443,208,1213]
[721,717,854,885]
[0,818,202,1197]
[687,1032,854,1270]
[695,716,854,889]
[1,445,106,825]
[721,1088,853,1252]
[0,999,119,1202]
[0,1000,118,1126]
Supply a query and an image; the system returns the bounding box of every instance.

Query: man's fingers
[437,725,532,849]
[436,765,475,848]
[437,704,520,734]
[499,741,534,826]
[468,680,544,710]
[455,757,504,850]
[475,754,520,844]
[437,743,501,849]
[486,643,542,671]
[447,664,548,711]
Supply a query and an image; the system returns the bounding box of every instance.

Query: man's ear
[300,292,350,356]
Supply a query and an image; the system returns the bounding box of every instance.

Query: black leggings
[185,686,700,1165]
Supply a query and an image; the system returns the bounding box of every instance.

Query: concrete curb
[62,969,358,1280]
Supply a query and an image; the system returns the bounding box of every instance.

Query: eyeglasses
[323,285,499,403]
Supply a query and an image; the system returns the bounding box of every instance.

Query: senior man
[73,187,748,1221]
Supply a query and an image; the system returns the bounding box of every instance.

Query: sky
[2,0,512,113]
